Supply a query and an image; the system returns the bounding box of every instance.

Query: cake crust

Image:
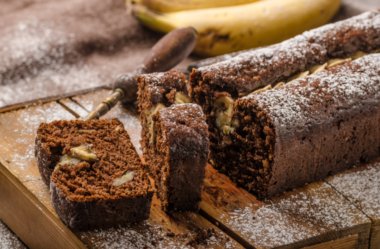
[35,136,54,186]
[156,104,208,211]
[51,182,152,230]
[190,10,380,98]
[248,54,380,197]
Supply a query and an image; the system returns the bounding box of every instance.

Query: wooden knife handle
[113,27,197,104]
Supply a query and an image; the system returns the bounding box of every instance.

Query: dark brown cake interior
[232,101,275,197]
[138,71,188,172]
[191,82,276,197]
[138,71,208,211]
[36,119,153,202]
[138,71,188,111]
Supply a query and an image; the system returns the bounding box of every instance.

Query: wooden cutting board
[0,87,378,249]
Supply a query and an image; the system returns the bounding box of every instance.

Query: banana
[132,0,341,57]
[127,0,261,13]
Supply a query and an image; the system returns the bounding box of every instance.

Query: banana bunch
[129,0,341,57]
[127,0,261,13]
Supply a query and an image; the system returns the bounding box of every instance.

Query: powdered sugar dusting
[187,48,255,70]
[59,99,89,118]
[76,212,237,249]
[197,35,324,92]
[0,20,109,108]
[194,10,380,92]
[24,180,57,216]
[141,71,186,103]
[141,72,166,83]
[0,99,237,248]
[104,104,142,155]
[222,182,368,248]
[0,102,74,182]
[327,162,380,220]
[245,54,380,132]
[0,220,27,249]
[160,103,206,126]
[201,35,307,72]
[0,19,76,86]
[78,222,168,249]
[303,10,380,40]
[72,90,112,114]
[0,64,106,107]
[159,104,208,156]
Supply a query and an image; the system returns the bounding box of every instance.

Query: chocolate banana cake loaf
[138,71,209,212]
[35,119,154,230]
[191,10,380,98]
[190,11,380,198]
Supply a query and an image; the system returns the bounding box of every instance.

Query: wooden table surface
[0,87,378,249]
[326,159,380,248]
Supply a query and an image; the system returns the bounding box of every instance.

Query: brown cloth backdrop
[0,0,379,247]
[0,0,199,107]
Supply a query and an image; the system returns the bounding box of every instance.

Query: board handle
[84,27,197,121]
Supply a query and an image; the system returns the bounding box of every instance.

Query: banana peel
[131,0,341,57]
[128,0,261,13]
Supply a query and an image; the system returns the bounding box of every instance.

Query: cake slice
[35,119,154,230]
[190,11,380,198]
[138,71,209,212]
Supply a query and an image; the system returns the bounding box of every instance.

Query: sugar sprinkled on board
[221,182,368,248]
[0,220,27,249]
[77,217,236,249]
[73,92,143,154]
[0,64,105,107]
[0,102,74,181]
[78,222,186,249]
[105,103,142,154]
[327,162,380,219]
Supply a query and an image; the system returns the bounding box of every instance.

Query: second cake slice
[138,71,209,212]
